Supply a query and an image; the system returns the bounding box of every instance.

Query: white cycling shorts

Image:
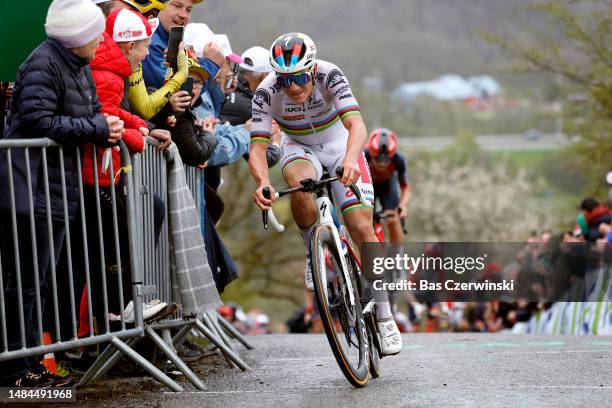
[280,136,374,214]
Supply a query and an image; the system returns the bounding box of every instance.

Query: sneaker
[14,370,54,388]
[304,259,314,292]
[377,318,403,356]
[143,299,168,321]
[123,300,135,322]
[145,302,178,323]
[115,300,169,323]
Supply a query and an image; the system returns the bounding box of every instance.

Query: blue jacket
[0,38,110,221]
[193,90,250,167]
[142,25,219,91]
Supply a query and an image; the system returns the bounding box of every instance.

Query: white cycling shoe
[304,259,314,292]
[378,318,403,355]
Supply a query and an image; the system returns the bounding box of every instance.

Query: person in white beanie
[0,0,124,388]
[45,0,107,61]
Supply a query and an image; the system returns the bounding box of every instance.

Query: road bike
[261,167,382,387]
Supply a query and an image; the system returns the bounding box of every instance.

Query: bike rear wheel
[311,225,369,387]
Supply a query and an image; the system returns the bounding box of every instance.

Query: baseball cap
[239,46,272,73]
[106,8,158,43]
[184,23,243,64]
[185,48,209,80]
[214,34,243,64]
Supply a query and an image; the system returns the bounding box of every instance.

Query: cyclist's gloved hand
[253,184,276,211]
[339,160,361,186]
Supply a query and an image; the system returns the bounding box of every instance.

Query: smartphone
[166,26,184,71]
[224,61,239,90]
[181,77,194,96]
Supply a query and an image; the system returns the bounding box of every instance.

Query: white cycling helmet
[269,32,317,74]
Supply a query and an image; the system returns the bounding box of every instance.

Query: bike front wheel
[311,225,369,387]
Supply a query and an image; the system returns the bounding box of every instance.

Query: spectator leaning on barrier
[94,0,191,126]
[79,8,158,325]
[86,8,155,185]
[0,0,118,388]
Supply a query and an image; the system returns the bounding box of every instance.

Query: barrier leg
[206,311,235,353]
[145,326,206,390]
[77,341,119,387]
[171,324,192,350]
[215,311,254,350]
[91,336,141,381]
[194,319,250,371]
[202,313,236,369]
[110,337,183,391]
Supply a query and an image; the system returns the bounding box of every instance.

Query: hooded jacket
[86,32,146,186]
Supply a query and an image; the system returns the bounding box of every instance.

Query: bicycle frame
[260,169,383,384]
[314,195,357,308]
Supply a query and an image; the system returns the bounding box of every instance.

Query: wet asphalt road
[96,333,611,408]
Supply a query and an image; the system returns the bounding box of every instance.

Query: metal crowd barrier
[0,138,254,392]
[76,140,253,392]
[0,139,182,391]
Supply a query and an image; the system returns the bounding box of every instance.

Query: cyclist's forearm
[248,144,270,186]
[343,116,368,163]
[400,186,411,207]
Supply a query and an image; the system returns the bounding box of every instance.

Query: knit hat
[46,0,106,48]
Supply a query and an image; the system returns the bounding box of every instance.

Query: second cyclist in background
[365,128,411,244]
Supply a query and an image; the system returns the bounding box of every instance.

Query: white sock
[373,289,393,320]
[376,302,393,321]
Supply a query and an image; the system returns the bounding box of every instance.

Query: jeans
[0,213,65,382]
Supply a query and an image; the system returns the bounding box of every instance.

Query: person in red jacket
[85,8,157,184]
[79,8,159,329]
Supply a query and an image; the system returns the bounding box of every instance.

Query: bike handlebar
[335,167,370,208]
[262,187,285,232]
[261,167,370,232]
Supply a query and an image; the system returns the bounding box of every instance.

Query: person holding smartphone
[141,0,224,91]
[167,53,218,167]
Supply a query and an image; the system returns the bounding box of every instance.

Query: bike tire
[367,318,381,378]
[348,247,381,380]
[311,225,369,388]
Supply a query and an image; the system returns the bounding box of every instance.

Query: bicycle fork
[314,195,357,311]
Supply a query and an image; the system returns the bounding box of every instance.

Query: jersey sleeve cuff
[250,131,272,144]
[338,105,361,120]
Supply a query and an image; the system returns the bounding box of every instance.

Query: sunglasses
[276,71,311,88]
[374,154,391,163]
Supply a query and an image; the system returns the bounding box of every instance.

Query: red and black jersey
[364,151,409,187]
